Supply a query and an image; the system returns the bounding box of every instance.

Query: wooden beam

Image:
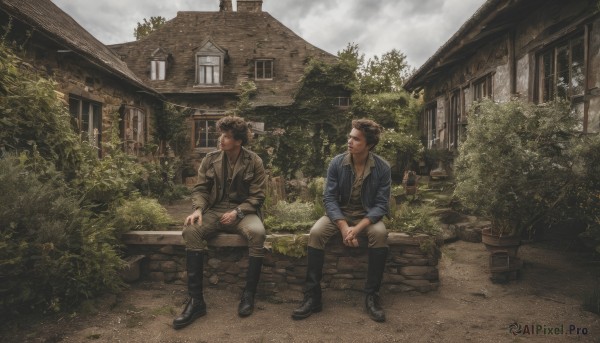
[121,231,249,247]
[121,231,438,248]
[122,231,184,245]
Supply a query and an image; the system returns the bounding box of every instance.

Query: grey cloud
[51,0,487,67]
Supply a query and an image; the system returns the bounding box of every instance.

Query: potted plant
[453,99,580,282]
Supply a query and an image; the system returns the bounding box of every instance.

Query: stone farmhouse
[0,0,162,157]
[1,0,338,165]
[404,0,600,155]
[109,0,338,166]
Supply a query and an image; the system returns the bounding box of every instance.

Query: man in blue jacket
[292,119,391,322]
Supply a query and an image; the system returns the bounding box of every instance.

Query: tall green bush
[0,41,84,179]
[454,99,583,236]
[571,133,600,252]
[0,40,175,320]
[0,155,123,318]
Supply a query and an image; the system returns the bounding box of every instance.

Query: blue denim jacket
[323,152,391,224]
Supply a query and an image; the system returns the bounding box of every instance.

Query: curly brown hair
[352,119,383,150]
[217,116,251,146]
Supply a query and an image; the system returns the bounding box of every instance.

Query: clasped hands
[341,227,359,248]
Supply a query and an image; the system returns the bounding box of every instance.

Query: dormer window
[150,60,166,80]
[150,47,169,81]
[197,56,221,84]
[195,40,225,86]
[255,59,273,80]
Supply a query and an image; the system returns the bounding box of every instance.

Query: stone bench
[122,231,442,297]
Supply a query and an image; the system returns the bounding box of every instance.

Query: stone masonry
[122,231,442,298]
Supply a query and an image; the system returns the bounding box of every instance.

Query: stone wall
[122,232,441,298]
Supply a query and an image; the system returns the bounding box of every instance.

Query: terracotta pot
[481,227,521,257]
[481,227,523,283]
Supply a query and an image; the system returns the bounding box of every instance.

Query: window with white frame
[69,96,102,152]
[197,56,221,85]
[537,34,585,103]
[255,59,273,80]
[195,40,226,86]
[150,60,166,80]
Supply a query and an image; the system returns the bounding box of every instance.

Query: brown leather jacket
[191,147,265,216]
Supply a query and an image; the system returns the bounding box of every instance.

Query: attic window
[197,56,221,85]
[194,40,226,86]
[255,59,273,80]
[150,47,169,81]
[151,60,166,80]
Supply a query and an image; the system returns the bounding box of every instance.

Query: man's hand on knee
[219,210,237,226]
[185,209,202,226]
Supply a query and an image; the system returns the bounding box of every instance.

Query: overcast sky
[51,0,486,69]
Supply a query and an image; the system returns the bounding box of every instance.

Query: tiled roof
[0,0,158,95]
[110,10,337,99]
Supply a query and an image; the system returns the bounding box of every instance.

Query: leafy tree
[342,44,423,173]
[359,49,412,94]
[134,16,166,40]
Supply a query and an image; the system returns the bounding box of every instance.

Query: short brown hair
[217,116,251,146]
[352,119,383,150]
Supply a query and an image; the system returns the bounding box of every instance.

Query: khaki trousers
[182,207,266,257]
[307,215,388,250]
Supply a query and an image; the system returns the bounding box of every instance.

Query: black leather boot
[365,247,388,322]
[173,250,207,329]
[292,247,324,320]
[238,256,263,317]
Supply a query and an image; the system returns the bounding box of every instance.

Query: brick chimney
[219,0,232,12]
[237,0,263,12]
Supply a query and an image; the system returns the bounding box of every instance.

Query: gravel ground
[3,239,600,343]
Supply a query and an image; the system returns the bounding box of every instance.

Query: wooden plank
[122,231,435,247]
[122,231,184,245]
[121,231,249,247]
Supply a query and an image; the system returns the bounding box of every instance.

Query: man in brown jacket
[173,116,266,329]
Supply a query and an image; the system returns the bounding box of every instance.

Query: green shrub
[66,112,146,212]
[263,201,319,233]
[378,129,424,173]
[572,133,600,252]
[271,235,308,258]
[112,197,173,233]
[135,158,189,203]
[307,177,325,217]
[385,202,441,236]
[0,42,85,179]
[0,155,123,318]
[454,100,581,236]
